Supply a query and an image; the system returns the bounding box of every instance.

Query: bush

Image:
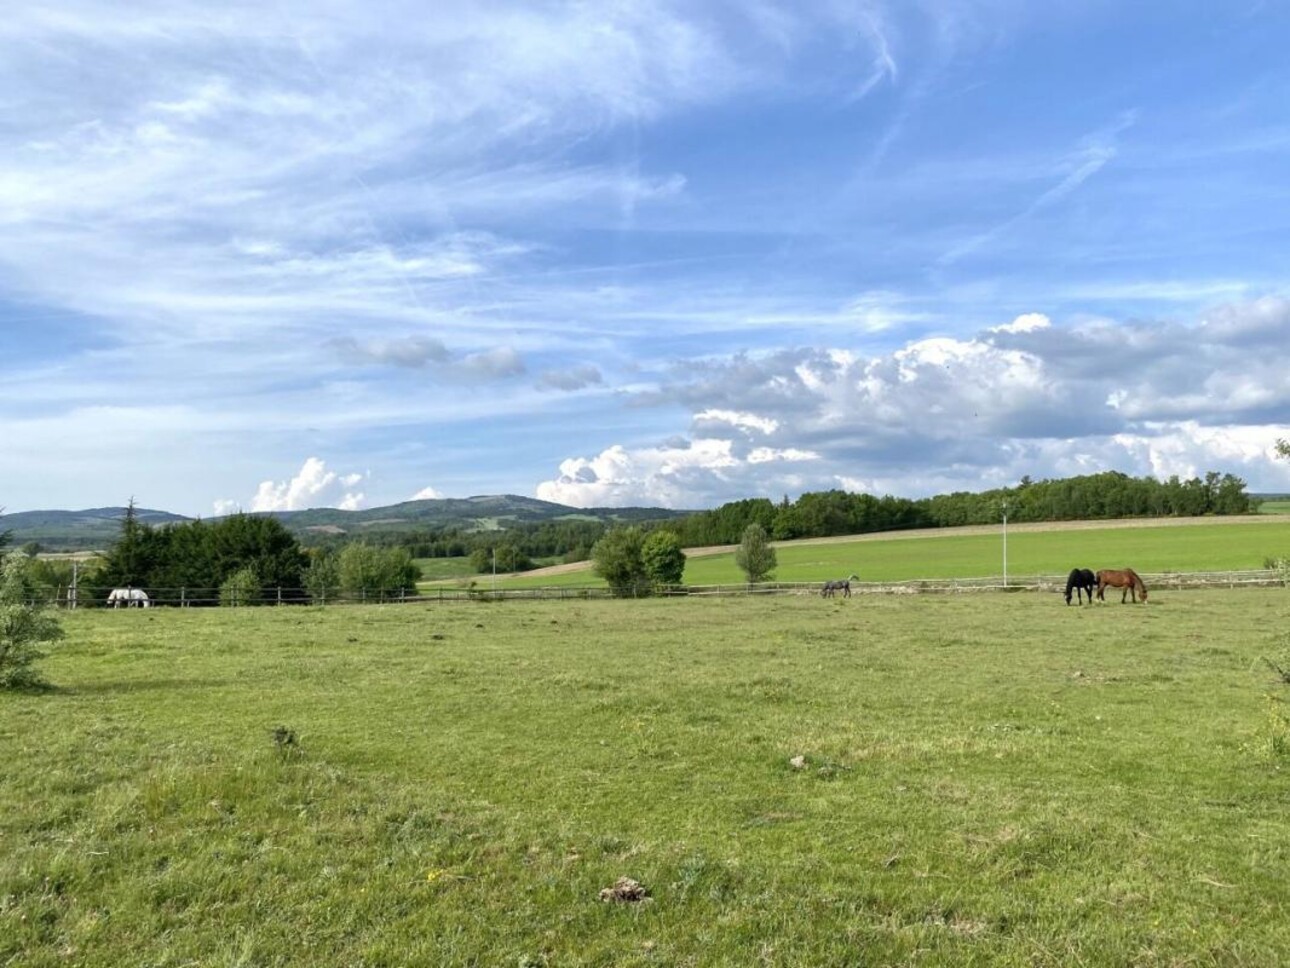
[338,544,419,600]
[304,551,341,604]
[0,556,64,689]
[220,566,261,607]
[591,527,649,597]
[642,530,686,588]
[1265,556,1290,585]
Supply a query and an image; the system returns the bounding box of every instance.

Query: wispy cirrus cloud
[4,2,1290,515]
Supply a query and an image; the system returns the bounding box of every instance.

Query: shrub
[0,556,64,689]
[591,527,649,597]
[338,544,419,601]
[304,551,341,604]
[220,566,261,607]
[642,530,686,588]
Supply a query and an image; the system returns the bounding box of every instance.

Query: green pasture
[413,556,477,581]
[4,592,1290,965]
[495,519,1290,589]
[1258,499,1290,515]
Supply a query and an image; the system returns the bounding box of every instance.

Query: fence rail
[26,568,1289,609]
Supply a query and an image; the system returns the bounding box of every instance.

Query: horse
[822,574,859,598]
[1095,568,1148,604]
[107,587,151,608]
[1064,568,1097,605]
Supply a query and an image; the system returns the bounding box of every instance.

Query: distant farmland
[483,516,1290,589]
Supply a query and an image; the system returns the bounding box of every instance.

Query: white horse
[107,587,151,608]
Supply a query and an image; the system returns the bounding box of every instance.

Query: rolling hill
[1,496,690,551]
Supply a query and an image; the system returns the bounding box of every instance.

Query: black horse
[1064,568,1096,605]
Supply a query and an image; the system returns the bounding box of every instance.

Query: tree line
[2,467,1261,604]
[66,503,419,605]
[663,470,1256,547]
[310,470,1257,566]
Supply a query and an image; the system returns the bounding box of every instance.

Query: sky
[3,0,1290,517]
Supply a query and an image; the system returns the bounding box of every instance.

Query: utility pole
[1001,497,1009,587]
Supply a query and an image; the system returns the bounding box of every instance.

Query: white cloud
[248,457,368,512]
[747,447,821,463]
[540,299,1290,506]
[412,486,444,500]
[693,409,779,435]
[536,439,740,507]
[990,312,1051,334]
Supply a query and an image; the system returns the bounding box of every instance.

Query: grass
[4,591,1290,965]
[1258,499,1290,515]
[413,556,476,581]
[495,518,1290,589]
[415,556,562,582]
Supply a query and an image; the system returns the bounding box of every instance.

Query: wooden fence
[37,568,1287,608]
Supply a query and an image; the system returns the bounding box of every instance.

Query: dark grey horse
[822,574,859,598]
[1064,568,1096,605]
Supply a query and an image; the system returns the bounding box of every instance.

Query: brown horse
[1096,568,1148,603]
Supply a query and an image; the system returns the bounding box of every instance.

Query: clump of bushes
[0,555,64,689]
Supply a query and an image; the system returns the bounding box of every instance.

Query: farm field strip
[465,517,1290,590]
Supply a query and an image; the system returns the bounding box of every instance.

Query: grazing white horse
[107,587,151,608]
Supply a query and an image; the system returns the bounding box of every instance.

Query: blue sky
[3,1,1289,516]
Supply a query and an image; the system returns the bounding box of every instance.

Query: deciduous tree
[641,530,686,588]
[735,523,777,583]
[591,527,648,596]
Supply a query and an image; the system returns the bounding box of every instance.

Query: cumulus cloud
[245,457,368,512]
[537,299,1290,506]
[693,409,780,435]
[990,312,1051,334]
[412,485,444,500]
[536,440,740,507]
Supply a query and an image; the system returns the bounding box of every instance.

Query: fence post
[277,586,283,606]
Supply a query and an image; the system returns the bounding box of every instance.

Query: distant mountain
[1,507,191,550]
[268,494,685,535]
[2,496,690,551]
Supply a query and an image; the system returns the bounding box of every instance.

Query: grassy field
[4,591,1290,965]
[1257,499,1290,515]
[413,556,477,581]
[493,518,1290,589]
